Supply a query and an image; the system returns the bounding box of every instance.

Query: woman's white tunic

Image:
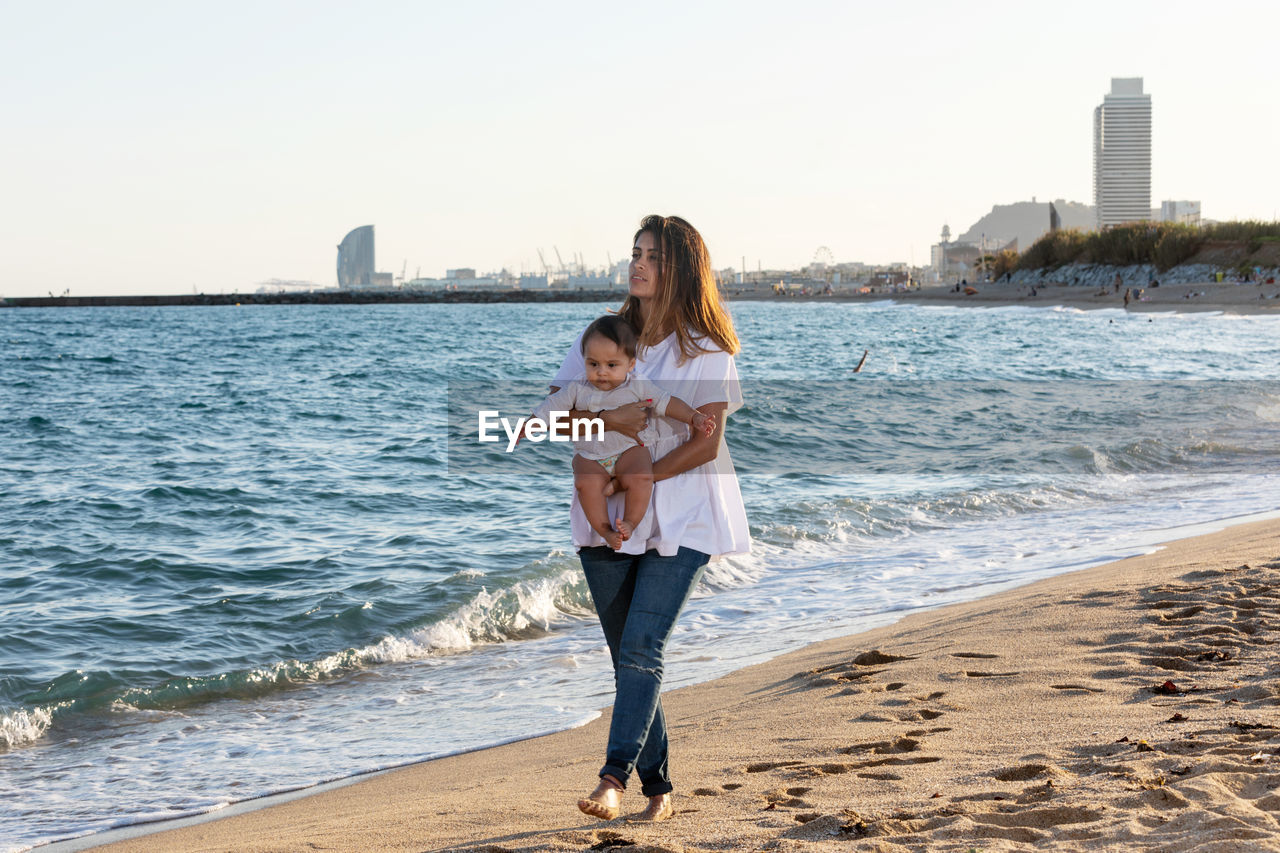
[552,331,750,559]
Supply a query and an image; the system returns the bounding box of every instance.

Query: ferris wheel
[813,246,834,267]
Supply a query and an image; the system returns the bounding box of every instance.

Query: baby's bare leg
[612,446,654,542]
[573,454,622,549]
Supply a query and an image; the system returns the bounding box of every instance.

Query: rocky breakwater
[1011,238,1280,290]
[0,289,623,309]
[1009,263,1278,290]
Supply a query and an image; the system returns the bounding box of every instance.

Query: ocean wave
[4,563,603,739]
[363,567,595,659]
[745,482,1100,558]
[2,538,782,746]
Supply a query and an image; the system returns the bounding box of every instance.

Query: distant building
[446,268,476,280]
[1160,200,1201,225]
[870,269,911,288]
[930,231,1017,282]
[405,276,446,289]
[337,226,376,289]
[1093,78,1152,228]
[930,244,948,274]
[955,200,1094,256]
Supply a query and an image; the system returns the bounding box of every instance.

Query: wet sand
[91,517,1280,852]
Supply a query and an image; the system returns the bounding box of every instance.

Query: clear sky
[3,0,1277,297]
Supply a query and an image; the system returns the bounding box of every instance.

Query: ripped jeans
[578,545,709,797]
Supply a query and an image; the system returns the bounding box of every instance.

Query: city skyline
[3,1,1279,298]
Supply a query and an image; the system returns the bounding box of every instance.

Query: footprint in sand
[1158,605,1207,621]
[553,830,638,850]
[777,813,866,842]
[841,737,920,755]
[992,762,1055,782]
[908,690,946,701]
[850,650,916,665]
[842,756,942,772]
[760,786,816,808]
[904,709,946,721]
[964,670,1020,678]
[805,650,911,678]
[968,805,1103,830]
[745,760,805,773]
[806,668,888,688]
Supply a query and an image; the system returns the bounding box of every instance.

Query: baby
[530,315,715,550]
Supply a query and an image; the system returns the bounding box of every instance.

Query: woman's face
[629,231,662,301]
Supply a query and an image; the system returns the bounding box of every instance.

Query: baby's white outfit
[532,376,672,473]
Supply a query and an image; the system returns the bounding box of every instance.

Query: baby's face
[582,335,634,392]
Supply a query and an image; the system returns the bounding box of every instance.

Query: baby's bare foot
[602,479,617,497]
[602,528,624,550]
[578,777,622,821]
[629,794,673,822]
[615,518,634,542]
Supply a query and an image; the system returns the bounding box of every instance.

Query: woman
[550,215,749,822]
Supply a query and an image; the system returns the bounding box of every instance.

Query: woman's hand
[596,401,650,441]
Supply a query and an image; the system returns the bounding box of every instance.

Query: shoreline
[80,514,1280,852]
[6,280,1280,315]
[878,280,1280,315]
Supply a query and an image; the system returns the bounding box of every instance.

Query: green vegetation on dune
[1017,221,1280,273]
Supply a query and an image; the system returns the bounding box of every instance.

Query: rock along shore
[0,289,624,309]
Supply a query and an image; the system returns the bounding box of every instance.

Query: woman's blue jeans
[578,545,709,797]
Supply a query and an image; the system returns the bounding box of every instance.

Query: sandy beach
[897,281,1280,315]
[86,517,1280,852]
[731,280,1280,315]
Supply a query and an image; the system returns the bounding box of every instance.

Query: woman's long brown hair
[617,214,740,361]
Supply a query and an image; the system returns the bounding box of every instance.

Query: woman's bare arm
[548,395,649,442]
[651,402,728,483]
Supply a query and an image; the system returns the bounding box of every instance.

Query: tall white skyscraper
[1093,77,1152,229]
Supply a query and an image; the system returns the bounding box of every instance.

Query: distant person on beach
[549,215,749,823]
[525,315,715,550]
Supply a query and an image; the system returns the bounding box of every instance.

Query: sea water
[2,301,1279,850]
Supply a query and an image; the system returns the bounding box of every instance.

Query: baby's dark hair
[580,315,638,358]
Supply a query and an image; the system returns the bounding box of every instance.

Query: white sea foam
[357,568,591,662]
[0,705,53,749]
